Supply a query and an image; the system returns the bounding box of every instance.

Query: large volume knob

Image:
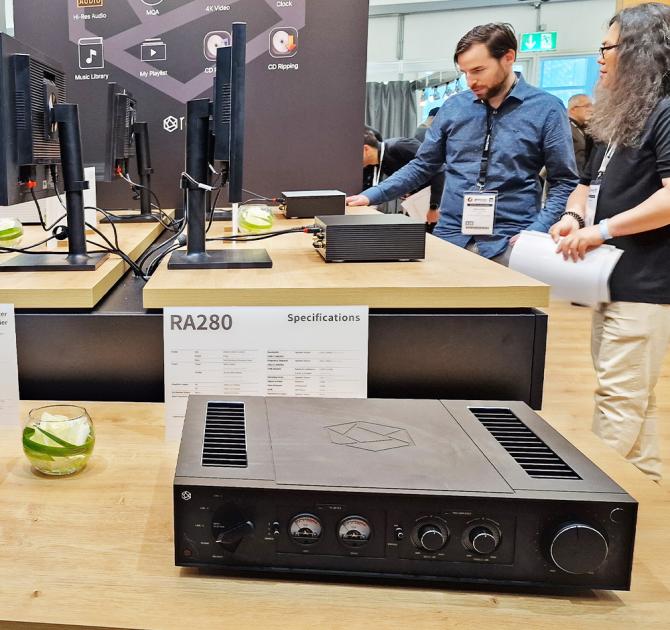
[418,525,448,552]
[215,520,255,552]
[550,523,609,574]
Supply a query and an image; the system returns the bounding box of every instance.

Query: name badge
[462,191,497,235]
[586,179,601,227]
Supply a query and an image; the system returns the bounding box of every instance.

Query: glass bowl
[0,217,23,247]
[22,405,95,476]
[238,204,274,233]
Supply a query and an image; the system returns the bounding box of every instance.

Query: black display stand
[0,103,108,272]
[102,121,161,224]
[168,98,271,270]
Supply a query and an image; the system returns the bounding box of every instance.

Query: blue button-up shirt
[362,75,578,258]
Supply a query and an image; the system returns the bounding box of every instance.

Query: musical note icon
[78,37,104,70]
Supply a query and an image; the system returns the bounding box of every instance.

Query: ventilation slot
[15,91,27,129]
[469,407,581,480]
[202,401,248,468]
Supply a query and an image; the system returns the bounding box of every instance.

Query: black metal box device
[312,214,426,262]
[174,397,637,590]
[281,190,345,218]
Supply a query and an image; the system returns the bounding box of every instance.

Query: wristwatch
[598,218,612,241]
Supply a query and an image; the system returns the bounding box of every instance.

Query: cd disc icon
[204,31,232,62]
[269,27,298,58]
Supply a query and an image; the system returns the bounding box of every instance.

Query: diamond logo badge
[163,115,179,133]
[326,421,414,452]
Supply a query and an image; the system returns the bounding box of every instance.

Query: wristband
[560,211,585,229]
[429,203,439,210]
[598,218,612,241]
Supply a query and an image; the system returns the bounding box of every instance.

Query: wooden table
[0,216,172,309]
[0,402,667,629]
[143,213,549,309]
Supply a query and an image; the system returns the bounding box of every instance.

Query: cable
[49,165,67,211]
[0,234,62,254]
[242,187,276,201]
[85,222,145,277]
[135,195,189,271]
[206,225,320,243]
[144,240,184,277]
[118,171,180,230]
[204,170,225,234]
[29,188,66,232]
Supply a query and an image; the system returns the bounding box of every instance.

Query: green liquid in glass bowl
[22,405,95,476]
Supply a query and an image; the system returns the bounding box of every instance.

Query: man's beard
[482,72,510,102]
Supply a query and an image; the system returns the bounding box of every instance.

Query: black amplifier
[312,214,425,262]
[281,190,345,218]
[174,397,637,590]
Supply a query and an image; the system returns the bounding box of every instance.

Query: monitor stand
[101,122,162,224]
[168,99,271,271]
[0,103,108,272]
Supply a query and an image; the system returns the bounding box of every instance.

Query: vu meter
[270,27,298,58]
[337,516,372,548]
[289,513,322,545]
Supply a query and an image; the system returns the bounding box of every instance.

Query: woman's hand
[555,225,605,261]
[549,214,581,243]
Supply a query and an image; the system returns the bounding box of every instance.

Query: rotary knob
[468,525,501,555]
[550,523,609,574]
[418,525,448,552]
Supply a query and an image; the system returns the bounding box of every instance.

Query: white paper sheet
[400,186,431,222]
[0,305,20,426]
[163,306,369,439]
[509,231,623,306]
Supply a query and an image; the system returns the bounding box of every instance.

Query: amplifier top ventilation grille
[469,407,581,480]
[202,401,248,468]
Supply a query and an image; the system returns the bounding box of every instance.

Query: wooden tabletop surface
[0,214,172,309]
[143,211,549,309]
[0,400,667,630]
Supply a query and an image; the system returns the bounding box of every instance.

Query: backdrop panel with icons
[14,0,368,209]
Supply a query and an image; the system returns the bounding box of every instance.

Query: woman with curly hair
[550,2,670,481]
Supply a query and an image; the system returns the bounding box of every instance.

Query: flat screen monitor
[0,33,65,206]
[102,82,137,183]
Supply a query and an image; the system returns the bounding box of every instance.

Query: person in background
[347,23,578,266]
[361,128,444,227]
[551,2,670,481]
[415,106,440,143]
[567,93,594,176]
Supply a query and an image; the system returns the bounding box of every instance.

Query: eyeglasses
[599,44,620,58]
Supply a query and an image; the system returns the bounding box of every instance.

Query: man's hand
[509,234,520,246]
[426,208,439,224]
[549,214,581,243]
[346,194,371,207]
[555,225,604,261]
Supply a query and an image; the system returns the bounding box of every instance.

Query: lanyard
[476,107,495,191]
[597,142,616,179]
[476,78,518,191]
[373,142,386,187]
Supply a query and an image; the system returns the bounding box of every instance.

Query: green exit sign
[520,31,558,52]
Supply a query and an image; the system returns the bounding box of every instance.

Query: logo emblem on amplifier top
[326,422,414,452]
[181,491,192,501]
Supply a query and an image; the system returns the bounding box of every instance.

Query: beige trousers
[591,301,670,481]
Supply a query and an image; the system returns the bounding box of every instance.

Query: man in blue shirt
[347,23,578,264]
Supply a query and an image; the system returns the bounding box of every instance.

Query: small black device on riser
[281,190,345,218]
[312,214,425,262]
[174,396,637,591]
